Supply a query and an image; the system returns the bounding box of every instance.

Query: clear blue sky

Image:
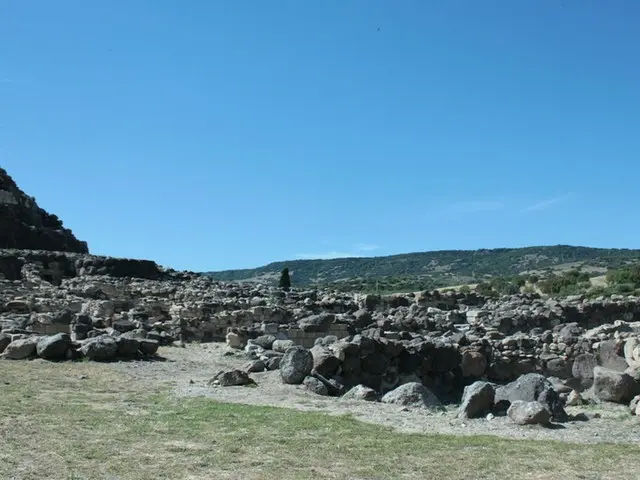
[2,1,639,271]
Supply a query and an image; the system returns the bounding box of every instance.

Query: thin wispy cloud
[522,194,572,213]
[445,200,504,214]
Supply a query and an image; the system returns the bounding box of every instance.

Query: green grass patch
[1,360,639,479]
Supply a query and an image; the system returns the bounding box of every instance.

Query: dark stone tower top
[0,167,89,253]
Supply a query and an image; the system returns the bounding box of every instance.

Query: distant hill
[206,245,640,293]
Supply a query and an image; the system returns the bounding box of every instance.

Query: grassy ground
[1,360,640,480]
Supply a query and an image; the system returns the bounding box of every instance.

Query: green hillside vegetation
[207,245,640,294]
[456,266,640,299]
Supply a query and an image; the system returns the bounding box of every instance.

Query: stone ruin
[0,168,88,253]
[3,248,640,425]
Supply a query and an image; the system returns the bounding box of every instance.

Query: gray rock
[252,335,276,350]
[209,369,255,387]
[593,366,639,403]
[458,381,495,419]
[361,351,390,375]
[342,384,378,402]
[381,382,443,410]
[280,346,314,384]
[79,336,118,361]
[626,366,640,383]
[557,323,584,344]
[2,336,39,360]
[310,345,341,378]
[116,336,140,357]
[266,357,281,370]
[495,373,567,422]
[352,309,373,329]
[314,335,339,347]
[303,376,329,396]
[507,401,551,425]
[460,350,487,377]
[432,342,462,373]
[112,319,136,333]
[598,340,628,372]
[244,360,266,373]
[272,339,295,353]
[36,333,71,360]
[297,313,335,333]
[139,339,159,356]
[0,332,13,354]
[566,390,584,406]
[545,357,573,379]
[630,395,640,415]
[571,353,598,389]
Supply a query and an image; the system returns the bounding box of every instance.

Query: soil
[110,342,640,445]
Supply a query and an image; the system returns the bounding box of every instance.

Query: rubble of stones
[3,249,640,426]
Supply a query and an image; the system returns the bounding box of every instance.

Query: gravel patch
[109,343,640,445]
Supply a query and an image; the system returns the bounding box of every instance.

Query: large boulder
[272,339,295,353]
[342,384,378,402]
[303,376,329,396]
[112,319,136,334]
[598,340,629,372]
[252,335,276,350]
[0,333,11,354]
[244,360,266,373]
[352,309,373,329]
[1,336,39,359]
[381,382,443,411]
[280,346,314,384]
[116,336,141,358]
[571,353,598,389]
[298,313,335,333]
[361,351,390,375]
[209,369,255,387]
[495,373,567,422]
[79,336,118,361]
[310,345,341,378]
[460,350,487,378]
[139,339,159,356]
[457,381,495,419]
[624,337,640,369]
[507,401,551,425]
[432,343,462,373]
[593,366,639,403]
[544,357,573,379]
[36,333,71,360]
[226,331,247,349]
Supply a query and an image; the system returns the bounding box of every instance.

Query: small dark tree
[279,267,291,291]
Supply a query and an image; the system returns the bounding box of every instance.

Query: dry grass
[1,360,640,480]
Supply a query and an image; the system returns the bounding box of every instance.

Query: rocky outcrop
[0,168,88,253]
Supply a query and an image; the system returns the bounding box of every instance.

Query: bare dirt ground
[110,343,640,445]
